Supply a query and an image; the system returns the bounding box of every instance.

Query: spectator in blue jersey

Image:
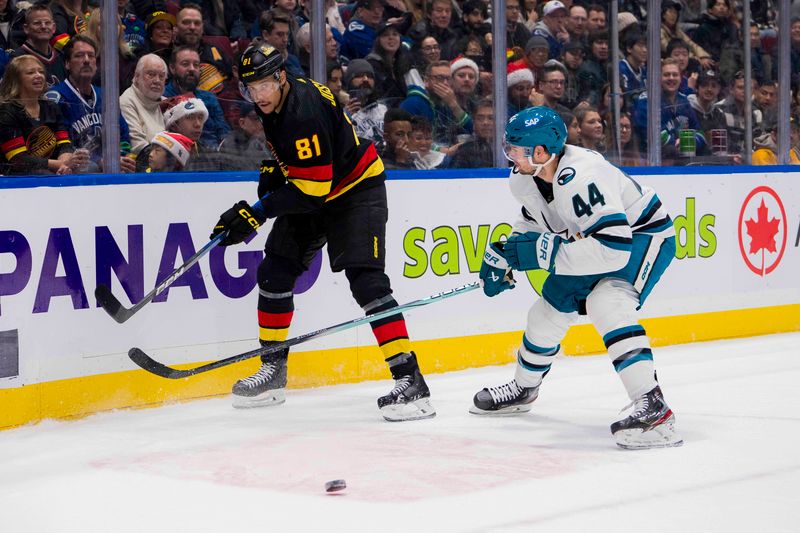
[532,1,569,60]
[164,45,230,149]
[620,30,647,110]
[400,60,473,147]
[341,0,384,61]
[260,11,304,77]
[47,35,136,173]
[10,4,66,88]
[633,58,706,159]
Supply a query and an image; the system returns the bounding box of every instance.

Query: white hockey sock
[514,335,559,389]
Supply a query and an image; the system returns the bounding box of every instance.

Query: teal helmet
[503,106,568,160]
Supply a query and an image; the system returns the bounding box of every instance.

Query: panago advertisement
[1,168,799,427]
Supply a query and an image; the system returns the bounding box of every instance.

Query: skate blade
[468,403,534,416]
[381,397,436,422]
[232,389,286,409]
[614,419,684,450]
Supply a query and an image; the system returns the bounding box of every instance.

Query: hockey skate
[469,379,539,415]
[378,367,436,422]
[231,354,288,409]
[611,385,683,449]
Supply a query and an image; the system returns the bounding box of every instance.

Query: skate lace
[488,381,522,403]
[239,363,277,389]
[619,395,650,418]
[389,375,413,397]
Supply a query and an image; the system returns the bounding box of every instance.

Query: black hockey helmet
[239,42,284,86]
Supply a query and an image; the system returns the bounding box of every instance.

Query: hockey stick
[128,281,481,379]
[95,232,227,324]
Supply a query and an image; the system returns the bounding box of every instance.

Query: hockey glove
[504,231,563,272]
[479,242,516,297]
[257,159,286,198]
[210,200,266,246]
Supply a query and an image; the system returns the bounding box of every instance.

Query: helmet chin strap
[527,152,557,177]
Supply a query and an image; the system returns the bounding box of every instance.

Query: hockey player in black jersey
[210,42,435,422]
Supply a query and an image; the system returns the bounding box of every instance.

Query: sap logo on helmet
[557,166,575,185]
[525,117,540,127]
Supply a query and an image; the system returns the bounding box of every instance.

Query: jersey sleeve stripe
[634,215,673,234]
[593,233,633,251]
[633,197,662,227]
[583,213,629,237]
[287,164,333,181]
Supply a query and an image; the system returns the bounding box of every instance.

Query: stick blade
[95,284,132,324]
[128,348,190,379]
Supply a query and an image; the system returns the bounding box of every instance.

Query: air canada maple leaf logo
[737,186,787,276]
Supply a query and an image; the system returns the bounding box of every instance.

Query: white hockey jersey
[509,144,675,276]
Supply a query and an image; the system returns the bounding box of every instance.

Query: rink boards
[1,167,799,428]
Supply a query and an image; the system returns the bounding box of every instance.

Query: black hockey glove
[257,159,286,198]
[210,200,266,247]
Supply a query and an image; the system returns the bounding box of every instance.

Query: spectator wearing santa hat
[450,56,480,119]
[507,63,534,117]
[146,131,196,172]
[400,60,473,147]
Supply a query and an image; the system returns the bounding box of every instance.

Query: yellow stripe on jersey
[326,158,385,202]
[289,177,332,197]
[5,146,27,160]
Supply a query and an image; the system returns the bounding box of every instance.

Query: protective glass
[246,78,281,99]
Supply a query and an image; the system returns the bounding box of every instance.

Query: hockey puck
[325,479,346,493]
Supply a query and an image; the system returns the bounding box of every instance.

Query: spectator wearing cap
[507,63,534,117]
[400,60,473,147]
[218,101,269,169]
[343,58,388,145]
[121,53,168,155]
[450,56,480,118]
[692,0,738,67]
[509,35,549,90]
[567,4,588,46]
[752,115,800,165]
[660,0,713,70]
[448,98,494,168]
[687,68,727,139]
[146,130,196,172]
[561,40,584,108]
[576,29,608,106]
[533,1,569,59]
[505,0,531,51]
[620,31,647,110]
[144,10,176,64]
[633,58,706,159]
[341,0,384,61]
[409,0,458,60]
[135,95,208,171]
[366,21,415,101]
[164,45,230,148]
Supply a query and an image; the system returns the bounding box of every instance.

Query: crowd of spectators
[1,0,799,175]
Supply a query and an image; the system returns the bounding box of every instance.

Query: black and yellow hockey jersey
[256,75,385,218]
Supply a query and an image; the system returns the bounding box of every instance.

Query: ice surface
[2,333,799,532]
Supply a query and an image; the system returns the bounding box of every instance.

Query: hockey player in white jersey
[473,106,682,450]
